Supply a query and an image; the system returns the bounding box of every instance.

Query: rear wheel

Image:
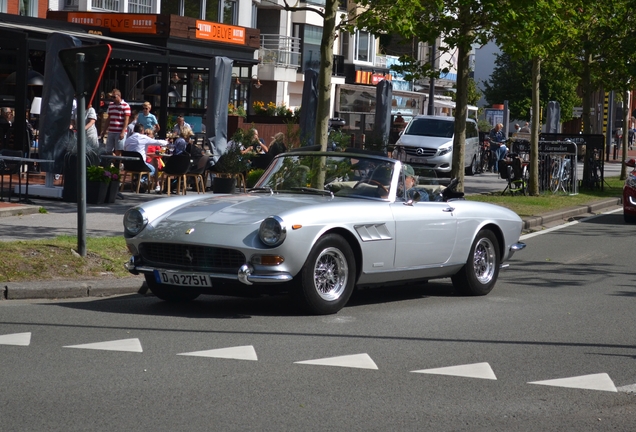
[144,274,201,302]
[465,155,478,176]
[295,234,356,315]
[451,229,500,296]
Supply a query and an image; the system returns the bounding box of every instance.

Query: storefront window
[190,73,207,108]
[19,0,37,16]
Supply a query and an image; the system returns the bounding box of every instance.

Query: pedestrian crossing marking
[617,384,636,393]
[0,332,31,346]
[411,362,497,380]
[294,353,378,370]
[178,345,258,361]
[64,338,143,352]
[528,373,617,392]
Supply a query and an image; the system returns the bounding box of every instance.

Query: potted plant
[86,165,111,204]
[104,164,121,203]
[210,129,254,193]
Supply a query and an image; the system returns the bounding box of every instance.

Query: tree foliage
[482,53,580,122]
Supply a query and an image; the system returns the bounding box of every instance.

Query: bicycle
[549,154,572,193]
[478,137,491,173]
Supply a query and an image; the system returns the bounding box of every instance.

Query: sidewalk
[0,188,625,302]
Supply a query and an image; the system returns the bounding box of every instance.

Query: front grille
[139,243,246,272]
[403,147,437,158]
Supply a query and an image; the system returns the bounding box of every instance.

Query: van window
[404,118,454,138]
[466,121,478,138]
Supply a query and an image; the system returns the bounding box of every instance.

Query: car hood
[397,134,453,149]
[155,193,333,226]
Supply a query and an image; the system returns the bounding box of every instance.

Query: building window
[129,0,152,13]
[340,31,350,61]
[19,0,37,16]
[92,0,120,12]
[223,0,237,25]
[295,24,323,73]
[354,30,373,63]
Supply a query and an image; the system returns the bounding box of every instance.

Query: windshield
[404,118,454,138]
[254,153,396,200]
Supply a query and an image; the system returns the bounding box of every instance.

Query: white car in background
[392,115,480,176]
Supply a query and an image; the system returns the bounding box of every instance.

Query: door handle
[443,207,455,212]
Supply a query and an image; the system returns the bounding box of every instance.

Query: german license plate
[154,270,211,287]
[409,156,427,164]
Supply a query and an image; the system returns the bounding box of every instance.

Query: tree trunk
[622,89,629,180]
[315,0,337,152]
[581,52,593,187]
[451,8,471,192]
[528,56,541,196]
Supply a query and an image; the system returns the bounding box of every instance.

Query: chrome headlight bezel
[123,207,148,237]
[259,216,286,247]
[438,144,452,156]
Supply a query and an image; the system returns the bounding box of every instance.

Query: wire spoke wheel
[313,247,348,301]
[472,237,496,285]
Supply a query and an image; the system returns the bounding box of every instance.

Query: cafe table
[0,155,55,204]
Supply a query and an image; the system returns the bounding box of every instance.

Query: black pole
[428,39,436,116]
[76,52,87,257]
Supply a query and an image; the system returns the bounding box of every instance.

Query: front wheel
[451,229,500,296]
[295,234,356,315]
[144,274,201,302]
[465,155,478,176]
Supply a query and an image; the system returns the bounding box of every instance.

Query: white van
[392,115,480,176]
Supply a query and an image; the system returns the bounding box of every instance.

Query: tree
[354,0,502,191]
[445,77,482,107]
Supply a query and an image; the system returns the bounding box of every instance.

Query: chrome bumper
[126,258,293,286]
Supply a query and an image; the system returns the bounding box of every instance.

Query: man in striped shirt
[100,88,131,156]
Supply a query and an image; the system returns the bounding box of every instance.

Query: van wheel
[465,155,477,176]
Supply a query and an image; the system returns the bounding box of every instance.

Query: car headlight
[438,145,452,156]
[259,216,286,247]
[123,208,148,236]
[626,175,636,189]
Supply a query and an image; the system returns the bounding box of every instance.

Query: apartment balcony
[258,34,301,82]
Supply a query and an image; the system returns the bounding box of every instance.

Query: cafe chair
[498,155,527,196]
[0,149,23,202]
[160,153,191,196]
[119,150,152,193]
[185,154,209,194]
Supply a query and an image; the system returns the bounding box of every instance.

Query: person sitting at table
[268,132,287,157]
[172,115,191,135]
[249,128,268,153]
[172,125,194,155]
[124,123,167,189]
[145,128,165,171]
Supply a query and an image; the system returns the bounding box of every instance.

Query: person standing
[137,101,160,134]
[79,104,99,156]
[100,89,131,155]
[520,122,531,133]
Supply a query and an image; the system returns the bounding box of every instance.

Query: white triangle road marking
[411,362,497,380]
[178,345,258,361]
[528,373,617,392]
[294,353,378,370]
[0,332,31,346]
[64,338,143,353]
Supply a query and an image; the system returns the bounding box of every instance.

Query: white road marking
[178,345,258,361]
[295,353,378,370]
[521,208,623,240]
[64,338,143,352]
[0,332,31,346]
[617,384,636,393]
[411,362,497,380]
[528,373,617,392]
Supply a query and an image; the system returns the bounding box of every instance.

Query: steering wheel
[354,179,389,195]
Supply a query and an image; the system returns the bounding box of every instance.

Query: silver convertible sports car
[123,150,526,315]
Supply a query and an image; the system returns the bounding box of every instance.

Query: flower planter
[212,176,236,194]
[87,181,108,204]
[246,115,296,124]
[106,181,120,203]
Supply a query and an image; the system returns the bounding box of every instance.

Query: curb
[522,197,622,230]
[0,203,41,218]
[2,277,147,300]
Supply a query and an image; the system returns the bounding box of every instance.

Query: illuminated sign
[195,20,245,45]
[355,70,392,85]
[68,13,157,34]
